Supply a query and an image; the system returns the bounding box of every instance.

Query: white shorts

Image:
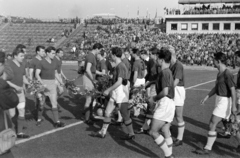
[153,97,175,123]
[134,78,145,87]
[174,86,185,106]
[213,95,232,119]
[236,89,240,105]
[110,83,129,104]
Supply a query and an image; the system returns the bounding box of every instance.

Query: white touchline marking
[185,73,237,90]
[185,79,215,90]
[15,73,237,145]
[16,121,83,145]
[188,88,211,92]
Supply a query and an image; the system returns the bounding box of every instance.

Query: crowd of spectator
[69,24,239,68]
[84,18,159,25]
[166,4,240,15]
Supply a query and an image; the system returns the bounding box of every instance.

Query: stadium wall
[166,14,240,34]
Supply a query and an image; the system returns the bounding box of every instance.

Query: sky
[0,0,180,19]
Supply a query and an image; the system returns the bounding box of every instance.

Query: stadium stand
[0,23,74,54]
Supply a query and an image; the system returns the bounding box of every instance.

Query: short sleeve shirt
[97,59,107,72]
[29,57,42,79]
[170,60,185,87]
[53,57,62,74]
[145,58,158,82]
[8,60,25,87]
[113,62,128,83]
[22,59,28,69]
[132,59,146,79]
[215,69,235,97]
[84,52,97,74]
[122,58,131,80]
[155,68,174,99]
[36,58,57,80]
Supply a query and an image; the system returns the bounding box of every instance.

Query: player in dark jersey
[196,52,236,155]
[147,47,175,158]
[7,48,30,139]
[29,46,46,126]
[54,48,67,96]
[135,47,159,134]
[36,46,65,128]
[169,45,186,147]
[90,47,135,140]
[14,44,29,79]
[146,48,175,157]
[83,43,103,125]
[96,50,108,79]
[132,48,147,87]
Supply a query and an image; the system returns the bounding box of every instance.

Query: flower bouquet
[26,80,45,95]
[129,85,148,112]
[224,114,240,136]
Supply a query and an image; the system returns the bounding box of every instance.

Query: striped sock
[165,137,173,153]
[101,117,111,135]
[204,131,217,150]
[155,135,172,157]
[124,119,134,136]
[177,121,185,140]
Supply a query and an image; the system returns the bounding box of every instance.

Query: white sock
[177,121,185,140]
[204,131,217,150]
[155,135,172,157]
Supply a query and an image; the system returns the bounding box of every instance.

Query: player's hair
[93,43,103,50]
[149,47,159,55]
[7,54,12,57]
[140,49,147,55]
[0,50,5,64]
[214,52,227,65]
[158,47,172,63]
[15,44,26,50]
[111,47,122,58]
[45,46,56,53]
[132,48,140,56]
[12,47,25,57]
[13,44,26,55]
[56,48,63,54]
[36,45,45,53]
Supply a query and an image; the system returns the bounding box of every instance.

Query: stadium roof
[179,0,240,4]
[92,13,120,19]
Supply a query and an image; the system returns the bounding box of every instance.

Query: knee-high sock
[124,119,134,135]
[177,121,185,141]
[155,135,172,157]
[17,116,25,134]
[52,108,59,123]
[165,137,173,153]
[204,131,217,150]
[101,117,111,135]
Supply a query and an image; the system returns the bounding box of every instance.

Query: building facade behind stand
[165,0,240,33]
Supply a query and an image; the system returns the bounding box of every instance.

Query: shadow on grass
[85,115,159,158]
[171,119,240,158]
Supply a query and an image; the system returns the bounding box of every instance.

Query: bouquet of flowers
[224,114,240,136]
[129,85,148,112]
[65,75,112,98]
[27,80,45,95]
